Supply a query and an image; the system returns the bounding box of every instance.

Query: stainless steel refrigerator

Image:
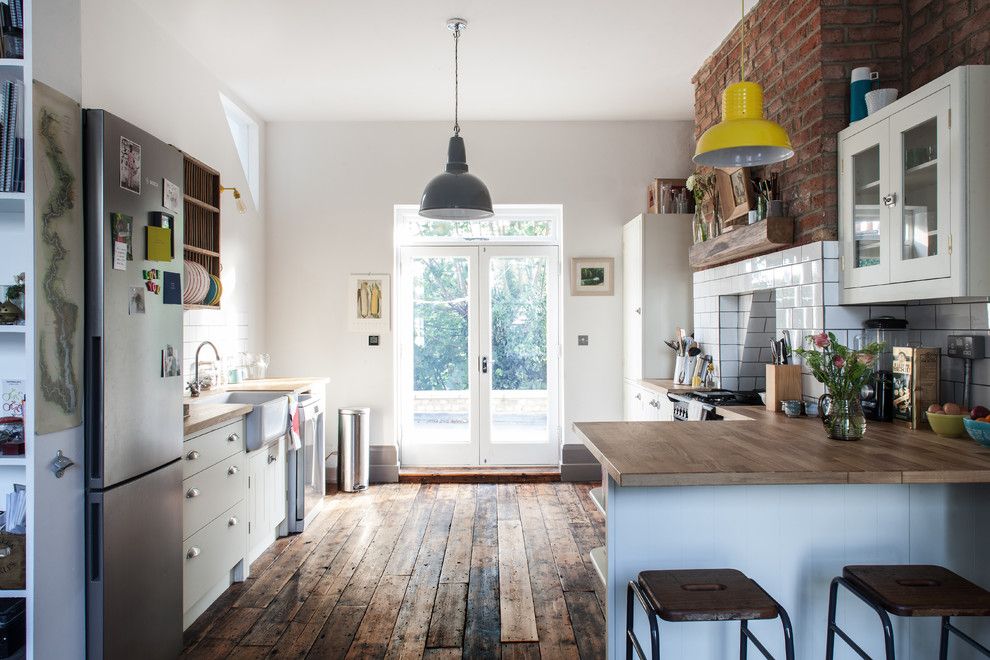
[84,110,184,659]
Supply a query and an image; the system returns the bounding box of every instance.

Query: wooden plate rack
[182,153,221,309]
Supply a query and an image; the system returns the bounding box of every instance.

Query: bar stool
[827,564,990,659]
[626,568,795,659]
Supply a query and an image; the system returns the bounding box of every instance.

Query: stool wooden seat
[627,568,794,659]
[827,564,990,660]
[843,564,990,618]
[638,569,780,622]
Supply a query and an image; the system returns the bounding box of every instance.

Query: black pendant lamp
[419,18,493,220]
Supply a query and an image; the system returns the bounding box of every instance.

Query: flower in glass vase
[794,331,885,440]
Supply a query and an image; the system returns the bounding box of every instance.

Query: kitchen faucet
[189,340,221,397]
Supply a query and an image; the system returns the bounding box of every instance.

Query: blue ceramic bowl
[964,418,990,447]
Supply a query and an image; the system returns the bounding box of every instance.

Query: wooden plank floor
[182,482,606,659]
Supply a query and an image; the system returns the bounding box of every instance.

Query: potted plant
[794,331,884,440]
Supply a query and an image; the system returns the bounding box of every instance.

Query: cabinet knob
[635,393,641,400]
[186,488,200,499]
[228,433,239,443]
[882,193,897,207]
[186,547,201,559]
[267,454,277,464]
[228,516,239,527]
[186,450,200,461]
[228,465,239,476]
[635,307,642,315]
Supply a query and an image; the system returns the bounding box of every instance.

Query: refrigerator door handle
[87,336,104,483]
[89,501,102,581]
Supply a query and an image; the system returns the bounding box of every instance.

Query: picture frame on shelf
[571,257,614,296]
[716,167,754,228]
[348,274,390,332]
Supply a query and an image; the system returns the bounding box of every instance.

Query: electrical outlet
[947,335,985,360]
[577,335,589,346]
[368,335,380,346]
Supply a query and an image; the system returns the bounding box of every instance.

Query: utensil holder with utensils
[766,365,803,412]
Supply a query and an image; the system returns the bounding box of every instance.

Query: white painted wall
[264,121,695,451]
[80,0,269,369]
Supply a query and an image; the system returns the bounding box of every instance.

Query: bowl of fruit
[963,405,990,447]
[926,403,971,438]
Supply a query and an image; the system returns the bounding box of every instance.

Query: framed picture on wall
[570,257,614,296]
[715,166,753,225]
[348,274,390,332]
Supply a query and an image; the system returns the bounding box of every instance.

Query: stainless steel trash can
[338,407,370,492]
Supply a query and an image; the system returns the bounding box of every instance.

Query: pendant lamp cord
[453,26,461,136]
[739,0,746,82]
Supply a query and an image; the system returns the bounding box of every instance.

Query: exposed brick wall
[906,0,990,89]
[692,0,904,246]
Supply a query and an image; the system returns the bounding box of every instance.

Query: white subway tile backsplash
[937,304,972,330]
[781,247,802,265]
[802,242,823,262]
[972,302,990,330]
[823,242,839,259]
[905,305,936,330]
[823,259,839,283]
[825,305,870,330]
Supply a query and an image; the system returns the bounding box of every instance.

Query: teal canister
[850,67,876,123]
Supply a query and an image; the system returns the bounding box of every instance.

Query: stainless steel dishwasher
[287,393,326,532]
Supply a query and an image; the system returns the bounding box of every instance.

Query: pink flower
[813,332,830,348]
[858,353,875,366]
[833,355,846,368]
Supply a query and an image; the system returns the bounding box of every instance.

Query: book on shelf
[0,0,22,59]
[0,78,23,192]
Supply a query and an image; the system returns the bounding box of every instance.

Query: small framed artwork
[119,136,142,194]
[571,257,614,296]
[348,274,390,332]
[716,167,753,226]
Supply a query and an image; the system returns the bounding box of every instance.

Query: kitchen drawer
[183,419,245,480]
[183,499,246,612]
[183,452,246,539]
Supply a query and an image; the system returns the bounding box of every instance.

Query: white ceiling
[133,0,743,123]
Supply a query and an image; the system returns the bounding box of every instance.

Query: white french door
[398,245,559,466]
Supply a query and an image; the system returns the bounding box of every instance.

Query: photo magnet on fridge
[128,287,146,315]
[110,212,133,261]
[162,271,181,305]
[162,345,180,378]
[119,136,142,194]
[163,178,181,213]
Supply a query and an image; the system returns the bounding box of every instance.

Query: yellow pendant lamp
[694,0,794,167]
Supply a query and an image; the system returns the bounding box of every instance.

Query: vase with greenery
[794,331,884,441]
[687,169,719,243]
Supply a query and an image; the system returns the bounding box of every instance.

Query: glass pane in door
[852,145,881,269]
[900,118,939,260]
[409,256,471,445]
[488,256,549,445]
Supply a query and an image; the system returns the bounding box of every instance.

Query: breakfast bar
[575,409,990,659]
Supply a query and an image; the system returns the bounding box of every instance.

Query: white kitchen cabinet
[839,65,990,303]
[622,214,693,381]
[182,418,248,629]
[247,435,287,563]
[623,382,674,421]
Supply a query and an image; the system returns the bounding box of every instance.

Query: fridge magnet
[149,211,173,229]
[143,268,160,295]
[145,226,173,261]
[162,271,181,305]
[161,345,180,378]
[119,136,142,194]
[110,213,133,261]
[163,178,181,213]
[347,274,390,333]
[570,257,614,296]
[127,286,146,315]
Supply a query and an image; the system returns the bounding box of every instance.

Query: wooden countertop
[575,407,990,487]
[221,376,329,394]
[184,402,253,437]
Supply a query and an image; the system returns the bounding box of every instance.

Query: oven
[667,393,722,421]
[287,393,326,532]
[667,389,762,421]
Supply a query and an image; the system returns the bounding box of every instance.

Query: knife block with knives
[765,365,802,412]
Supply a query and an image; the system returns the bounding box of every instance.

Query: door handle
[882,193,897,207]
[635,307,641,315]
[481,357,489,374]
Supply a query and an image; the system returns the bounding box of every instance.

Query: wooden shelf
[184,244,220,258]
[0,456,26,466]
[183,303,221,311]
[183,194,220,215]
[0,325,26,333]
[689,217,795,270]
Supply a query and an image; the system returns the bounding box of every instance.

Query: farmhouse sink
[193,391,289,451]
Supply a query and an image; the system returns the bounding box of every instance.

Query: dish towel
[687,400,706,422]
[286,393,301,451]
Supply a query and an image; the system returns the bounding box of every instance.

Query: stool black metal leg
[826,577,895,660]
[626,580,661,660]
[740,620,748,660]
[939,617,950,660]
[774,598,796,660]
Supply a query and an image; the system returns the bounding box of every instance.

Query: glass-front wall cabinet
[840,84,952,296]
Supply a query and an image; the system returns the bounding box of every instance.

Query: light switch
[577,335,589,346]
